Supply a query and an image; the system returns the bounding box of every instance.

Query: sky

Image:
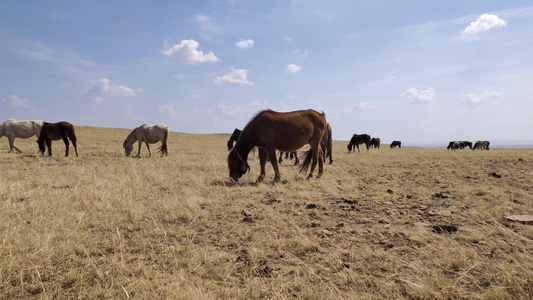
[1,0,533,144]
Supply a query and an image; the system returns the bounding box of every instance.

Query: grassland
[1,126,532,299]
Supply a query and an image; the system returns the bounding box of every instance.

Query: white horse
[0,119,44,153]
[123,123,169,157]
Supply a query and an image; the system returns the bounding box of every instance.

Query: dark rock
[311,221,321,228]
[489,172,501,178]
[342,198,358,205]
[432,225,458,234]
[433,191,453,199]
[387,189,394,194]
[306,203,319,209]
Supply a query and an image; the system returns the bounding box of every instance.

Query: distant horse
[390,141,401,148]
[227,128,242,150]
[452,141,465,149]
[369,137,381,149]
[448,141,472,149]
[473,141,490,151]
[227,109,328,183]
[447,141,455,149]
[0,119,43,153]
[347,133,371,152]
[37,122,78,157]
[461,141,473,149]
[278,151,299,165]
[123,123,169,157]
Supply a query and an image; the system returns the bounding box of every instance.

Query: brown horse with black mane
[347,133,371,152]
[37,121,78,157]
[227,109,328,183]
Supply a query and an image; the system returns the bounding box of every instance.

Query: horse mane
[124,127,139,145]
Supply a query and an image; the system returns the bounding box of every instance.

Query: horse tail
[299,148,314,174]
[158,128,169,156]
[326,126,332,161]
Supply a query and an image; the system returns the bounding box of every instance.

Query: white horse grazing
[123,123,169,157]
[0,119,44,153]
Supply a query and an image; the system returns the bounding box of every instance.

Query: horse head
[123,140,133,157]
[228,149,249,182]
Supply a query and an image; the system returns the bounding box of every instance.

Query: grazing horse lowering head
[123,140,134,156]
[228,148,250,182]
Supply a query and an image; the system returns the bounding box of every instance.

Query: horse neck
[125,128,139,145]
[233,135,256,161]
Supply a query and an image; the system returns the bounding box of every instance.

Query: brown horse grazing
[473,141,490,150]
[390,141,401,148]
[227,109,328,183]
[37,122,78,157]
[369,137,381,149]
[347,133,371,152]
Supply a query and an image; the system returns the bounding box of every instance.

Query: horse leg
[8,136,21,153]
[62,136,70,156]
[145,142,151,157]
[71,138,78,157]
[256,148,267,183]
[136,141,142,157]
[306,143,320,180]
[293,151,299,166]
[356,144,360,152]
[267,148,281,182]
[278,151,283,164]
[317,150,324,179]
[46,140,53,156]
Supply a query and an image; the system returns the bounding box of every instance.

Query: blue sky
[1,1,532,144]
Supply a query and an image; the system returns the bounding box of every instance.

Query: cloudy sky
[1,1,532,144]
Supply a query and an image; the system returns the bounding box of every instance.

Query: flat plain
[1,126,532,299]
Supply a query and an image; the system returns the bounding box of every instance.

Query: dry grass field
[1,126,533,299]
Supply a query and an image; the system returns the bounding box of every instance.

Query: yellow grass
[1,126,532,299]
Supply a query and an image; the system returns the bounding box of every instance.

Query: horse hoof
[256,176,265,183]
[306,175,313,180]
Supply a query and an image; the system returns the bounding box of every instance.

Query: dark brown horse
[369,137,381,149]
[37,122,78,157]
[347,133,371,152]
[473,141,490,150]
[227,109,328,183]
[227,128,242,150]
[390,140,401,148]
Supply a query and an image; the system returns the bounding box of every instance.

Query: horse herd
[447,140,491,150]
[0,119,168,158]
[0,109,492,183]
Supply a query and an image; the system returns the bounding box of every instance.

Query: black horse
[227,128,242,150]
[448,141,472,149]
[37,121,78,157]
[347,133,371,152]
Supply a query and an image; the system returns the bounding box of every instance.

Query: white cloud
[249,99,270,109]
[236,39,254,49]
[195,15,220,41]
[463,91,501,105]
[354,102,371,110]
[401,87,435,103]
[217,105,242,117]
[214,67,253,85]
[3,94,31,110]
[86,79,144,103]
[461,14,507,37]
[287,64,302,73]
[163,39,218,64]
